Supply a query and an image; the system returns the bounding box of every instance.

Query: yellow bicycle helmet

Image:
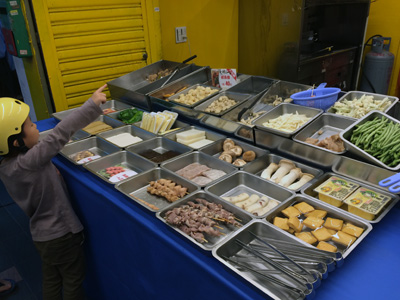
[0,97,30,155]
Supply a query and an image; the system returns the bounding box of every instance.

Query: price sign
[77,155,101,164]
[211,69,237,89]
[109,170,138,183]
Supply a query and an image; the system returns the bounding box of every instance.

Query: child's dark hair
[2,131,26,158]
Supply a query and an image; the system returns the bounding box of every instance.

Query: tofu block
[295,232,317,245]
[288,216,303,233]
[317,241,338,253]
[305,209,328,219]
[324,217,344,231]
[332,231,356,247]
[177,136,204,145]
[325,228,337,236]
[303,216,324,230]
[273,217,289,231]
[281,206,300,218]
[187,139,214,149]
[176,129,205,142]
[294,202,315,214]
[311,227,332,242]
[341,223,364,238]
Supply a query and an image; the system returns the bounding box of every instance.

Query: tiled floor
[0,181,42,300]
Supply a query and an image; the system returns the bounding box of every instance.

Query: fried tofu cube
[324,217,344,231]
[294,202,315,214]
[288,216,303,233]
[305,209,328,219]
[341,223,364,238]
[273,217,289,231]
[295,232,317,245]
[325,228,337,236]
[317,241,338,253]
[311,227,332,242]
[332,231,356,247]
[281,206,300,218]
[303,216,324,230]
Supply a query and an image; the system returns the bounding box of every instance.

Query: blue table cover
[35,118,399,300]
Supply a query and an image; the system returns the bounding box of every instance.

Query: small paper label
[10,10,18,16]
[109,170,138,183]
[9,1,18,6]
[77,155,101,164]
[20,50,28,55]
[154,7,160,12]
[211,69,237,89]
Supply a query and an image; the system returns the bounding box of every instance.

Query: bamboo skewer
[130,194,159,210]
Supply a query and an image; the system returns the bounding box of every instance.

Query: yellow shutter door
[32,0,155,111]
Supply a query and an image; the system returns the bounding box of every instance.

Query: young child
[0,84,108,300]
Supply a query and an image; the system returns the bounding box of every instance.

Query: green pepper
[118,109,143,124]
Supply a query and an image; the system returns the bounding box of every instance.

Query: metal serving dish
[83,151,156,184]
[167,83,221,108]
[164,125,225,150]
[206,171,295,218]
[253,103,323,138]
[387,101,400,121]
[243,154,323,192]
[115,167,199,212]
[234,124,255,143]
[200,138,268,168]
[326,91,398,119]
[199,115,241,135]
[293,113,355,155]
[52,107,78,121]
[302,172,399,223]
[213,220,325,300]
[265,194,373,259]
[97,125,156,149]
[132,119,190,136]
[226,75,276,95]
[340,110,400,171]
[81,115,125,135]
[105,107,146,124]
[126,137,192,165]
[156,191,253,252]
[193,91,251,117]
[39,129,90,143]
[59,136,120,165]
[160,151,237,188]
[100,100,132,114]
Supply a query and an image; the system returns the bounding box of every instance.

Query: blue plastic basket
[290,83,341,111]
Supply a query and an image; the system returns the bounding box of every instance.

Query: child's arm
[20,85,108,169]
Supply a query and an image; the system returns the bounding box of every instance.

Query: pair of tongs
[379,173,400,193]
[236,90,266,121]
[161,55,197,87]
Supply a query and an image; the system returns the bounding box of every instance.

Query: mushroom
[230,145,243,157]
[260,162,279,180]
[288,173,314,190]
[279,168,302,188]
[221,150,237,161]
[223,139,235,151]
[242,150,256,162]
[270,159,296,183]
[218,153,233,163]
[233,159,247,167]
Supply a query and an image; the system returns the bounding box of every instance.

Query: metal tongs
[161,55,197,87]
[379,173,400,193]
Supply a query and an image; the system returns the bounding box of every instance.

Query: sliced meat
[191,176,213,186]
[202,169,227,181]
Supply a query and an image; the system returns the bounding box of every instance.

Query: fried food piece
[295,232,317,245]
[281,206,300,218]
[293,202,315,214]
[341,223,364,238]
[303,216,324,230]
[332,231,356,247]
[273,217,289,231]
[288,216,303,233]
[317,241,338,252]
[311,227,332,242]
[324,217,344,231]
[305,209,328,219]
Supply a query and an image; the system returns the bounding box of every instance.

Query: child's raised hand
[92,84,108,106]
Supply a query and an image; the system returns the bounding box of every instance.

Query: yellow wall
[159,0,238,69]
[365,0,400,96]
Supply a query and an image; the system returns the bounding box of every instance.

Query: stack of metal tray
[115,168,200,212]
[39,129,90,144]
[199,115,241,135]
[100,100,133,115]
[199,138,268,169]
[265,195,372,258]
[326,91,398,119]
[302,172,399,223]
[253,103,323,138]
[97,125,156,149]
[205,171,295,218]
[293,113,355,155]
[242,153,323,192]
[156,191,254,252]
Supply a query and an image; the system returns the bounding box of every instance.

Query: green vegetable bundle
[118,109,143,124]
[350,117,400,167]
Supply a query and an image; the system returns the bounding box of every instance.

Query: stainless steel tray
[340,110,400,171]
[52,107,78,121]
[105,107,146,124]
[39,129,90,143]
[126,137,192,164]
[327,91,398,119]
[160,151,237,187]
[205,171,295,218]
[387,101,400,121]
[82,115,125,135]
[225,75,276,95]
[83,150,156,184]
[242,153,323,192]
[265,194,373,259]
[59,137,120,165]
[97,125,156,149]
[199,115,241,134]
[167,83,221,108]
[234,124,255,143]
[199,138,268,168]
[301,172,399,223]
[132,119,190,136]
[100,100,132,114]
[115,167,199,212]
[163,125,225,150]
[156,191,253,252]
[253,103,323,138]
[293,113,355,155]
[193,91,251,117]
[213,220,323,300]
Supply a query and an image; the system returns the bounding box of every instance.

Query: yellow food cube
[317,241,338,253]
[281,206,300,218]
[332,231,356,247]
[311,227,332,242]
[294,202,315,214]
[288,216,303,233]
[295,232,317,245]
[273,217,289,231]
[305,209,328,219]
[324,217,344,231]
[303,216,324,230]
[341,223,364,238]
